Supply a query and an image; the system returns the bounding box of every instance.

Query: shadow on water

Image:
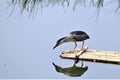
[52,60,88,77]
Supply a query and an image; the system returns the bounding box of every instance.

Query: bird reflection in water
[52,60,88,77]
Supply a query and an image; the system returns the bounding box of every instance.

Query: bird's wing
[70,31,86,35]
[67,33,88,41]
[67,33,80,38]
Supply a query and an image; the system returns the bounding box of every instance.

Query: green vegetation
[9,0,120,15]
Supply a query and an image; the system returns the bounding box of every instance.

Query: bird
[53,31,90,50]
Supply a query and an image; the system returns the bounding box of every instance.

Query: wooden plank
[60,48,120,65]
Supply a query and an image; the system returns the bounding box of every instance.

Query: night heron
[53,31,90,50]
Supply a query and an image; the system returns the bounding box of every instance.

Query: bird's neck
[62,37,74,42]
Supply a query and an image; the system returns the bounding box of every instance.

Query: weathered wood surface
[60,48,120,65]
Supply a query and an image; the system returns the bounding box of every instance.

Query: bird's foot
[67,49,79,53]
[74,49,82,52]
[68,47,87,53]
[68,50,76,53]
[76,47,86,52]
[68,49,83,53]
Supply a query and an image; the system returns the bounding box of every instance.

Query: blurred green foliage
[9,0,120,15]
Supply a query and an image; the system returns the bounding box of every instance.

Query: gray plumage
[53,31,90,49]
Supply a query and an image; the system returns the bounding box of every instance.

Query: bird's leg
[69,41,77,53]
[75,41,85,60]
[81,40,84,50]
[73,41,85,52]
[74,41,77,50]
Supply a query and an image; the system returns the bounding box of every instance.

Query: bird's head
[53,37,66,49]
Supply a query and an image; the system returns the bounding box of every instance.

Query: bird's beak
[53,43,59,49]
[53,45,57,49]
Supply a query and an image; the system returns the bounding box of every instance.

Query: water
[0,0,120,79]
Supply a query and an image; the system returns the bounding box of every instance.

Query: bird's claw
[68,49,80,53]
